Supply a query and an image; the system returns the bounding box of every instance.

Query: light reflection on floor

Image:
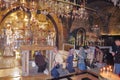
[0,56,51,80]
[0,67,21,77]
[0,56,21,78]
[0,56,106,80]
[0,56,21,69]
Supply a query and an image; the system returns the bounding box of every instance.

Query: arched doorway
[0,6,61,76]
[73,28,86,49]
[0,6,58,57]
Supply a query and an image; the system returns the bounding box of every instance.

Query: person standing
[85,46,95,68]
[3,24,14,56]
[111,39,120,75]
[95,46,103,63]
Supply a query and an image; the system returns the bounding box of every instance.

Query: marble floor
[0,56,51,80]
[0,67,21,78]
[0,56,21,69]
[1,56,119,80]
[0,68,99,80]
[0,56,99,80]
[0,73,51,80]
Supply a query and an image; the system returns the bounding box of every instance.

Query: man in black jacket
[111,39,120,75]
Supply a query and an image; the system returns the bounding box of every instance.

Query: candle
[110,69,112,72]
[109,66,112,69]
[74,0,76,4]
[107,67,109,72]
[32,1,35,5]
[107,67,109,75]
[100,68,103,72]
[103,67,106,72]
[20,0,26,4]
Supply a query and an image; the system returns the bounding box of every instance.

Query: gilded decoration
[0,7,58,56]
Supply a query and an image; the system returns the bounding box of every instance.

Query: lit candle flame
[109,66,112,69]
[107,67,109,72]
[100,68,103,72]
[103,67,105,71]
[110,69,112,72]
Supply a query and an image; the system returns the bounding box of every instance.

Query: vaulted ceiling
[86,0,120,35]
[70,0,120,35]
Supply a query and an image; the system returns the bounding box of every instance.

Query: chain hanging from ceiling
[0,0,88,20]
[109,0,120,7]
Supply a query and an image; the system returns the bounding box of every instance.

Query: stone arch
[0,6,63,50]
[72,27,86,49]
[47,15,63,49]
[0,6,31,24]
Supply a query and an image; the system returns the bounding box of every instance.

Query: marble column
[21,50,29,76]
[46,50,52,71]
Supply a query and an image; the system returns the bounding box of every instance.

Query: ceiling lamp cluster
[110,0,120,7]
[0,0,88,20]
[0,0,17,9]
[49,0,88,20]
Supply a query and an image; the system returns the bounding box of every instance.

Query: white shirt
[54,53,64,65]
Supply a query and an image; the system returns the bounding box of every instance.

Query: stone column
[21,50,29,76]
[46,50,52,71]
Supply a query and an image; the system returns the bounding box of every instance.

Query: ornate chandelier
[109,0,120,7]
[0,0,88,20]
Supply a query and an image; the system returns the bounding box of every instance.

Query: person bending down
[35,51,47,73]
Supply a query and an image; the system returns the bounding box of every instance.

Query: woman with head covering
[66,48,75,73]
[78,47,87,71]
[35,51,47,73]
